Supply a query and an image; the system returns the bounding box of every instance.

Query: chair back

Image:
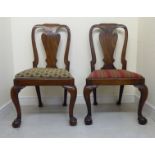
[32,24,71,70]
[89,23,128,71]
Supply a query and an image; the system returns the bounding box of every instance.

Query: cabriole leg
[83,85,94,125]
[35,86,43,107]
[65,85,77,126]
[116,85,124,105]
[63,88,67,106]
[93,88,98,105]
[135,84,148,125]
[11,86,23,128]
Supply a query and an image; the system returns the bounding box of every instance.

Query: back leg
[93,88,98,105]
[35,86,43,107]
[63,88,67,106]
[116,85,124,105]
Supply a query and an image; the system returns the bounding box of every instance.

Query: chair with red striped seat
[84,23,148,125]
[88,69,143,79]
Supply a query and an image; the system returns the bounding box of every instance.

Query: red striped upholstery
[88,69,143,79]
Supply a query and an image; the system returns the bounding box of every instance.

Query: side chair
[83,23,148,125]
[11,24,77,128]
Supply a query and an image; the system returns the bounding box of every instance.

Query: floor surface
[0,102,155,138]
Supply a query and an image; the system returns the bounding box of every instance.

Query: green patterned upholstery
[15,68,72,79]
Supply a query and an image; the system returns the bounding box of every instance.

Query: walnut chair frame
[84,23,148,125]
[11,24,77,128]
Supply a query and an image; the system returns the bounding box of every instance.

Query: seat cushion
[15,68,72,79]
[88,69,143,79]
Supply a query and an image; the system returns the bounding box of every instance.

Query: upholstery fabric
[88,69,143,79]
[15,68,72,79]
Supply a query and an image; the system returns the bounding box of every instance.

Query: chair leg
[116,85,124,105]
[11,86,23,128]
[83,85,94,125]
[63,88,67,106]
[135,84,148,125]
[65,85,77,126]
[93,88,98,105]
[35,86,43,107]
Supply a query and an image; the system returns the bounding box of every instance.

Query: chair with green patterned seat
[11,24,77,128]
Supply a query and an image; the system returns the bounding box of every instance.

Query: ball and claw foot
[84,115,92,125]
[116,100,121,106]
[70,116,77,126]
[39,103,43,107]
[63,102,67,107]
[138,116,147,125]
[12,117,21,128]
[93,102,98,106]
[38,100,43,107]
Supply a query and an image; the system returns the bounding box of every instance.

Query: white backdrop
[0,18,13,107]
[137,18,155,106]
